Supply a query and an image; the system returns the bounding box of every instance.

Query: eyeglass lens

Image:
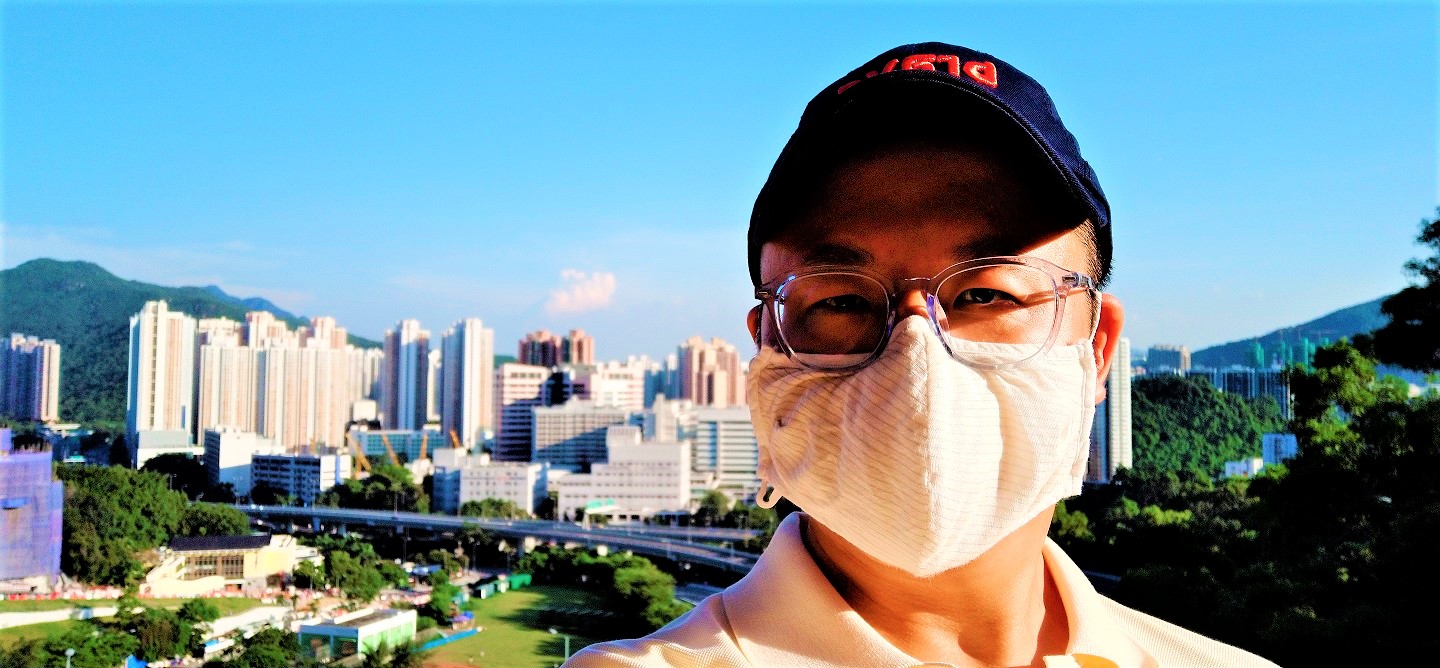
[775,264,1062,368]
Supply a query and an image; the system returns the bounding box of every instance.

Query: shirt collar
[720,512,1152,668]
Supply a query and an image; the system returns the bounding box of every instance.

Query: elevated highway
[236,504,762,573]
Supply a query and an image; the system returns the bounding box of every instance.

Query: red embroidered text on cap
[836,55,999,94]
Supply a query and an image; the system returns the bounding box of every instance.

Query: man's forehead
[782,236,1023,268]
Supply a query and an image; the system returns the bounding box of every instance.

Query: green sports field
[423,585,610,668]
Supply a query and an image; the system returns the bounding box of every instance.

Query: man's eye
[816,294,871,312]
[954,288,1015,306]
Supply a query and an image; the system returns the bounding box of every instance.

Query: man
[568,42,1278,668]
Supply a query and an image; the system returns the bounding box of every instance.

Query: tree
[293,559,326,589]
[425,569,461,622]
[326,551,385,601]
[317,463,428,512]
[177,502,250,537]
[1374,208,1440,370]
[140,453,209,500]
[693,489,733,526]
[130,607,190,662]
[459,497,529,519]
[56,465,188,585]
[1130,374,1284,475]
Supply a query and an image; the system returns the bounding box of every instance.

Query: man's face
[748,144,1119,395]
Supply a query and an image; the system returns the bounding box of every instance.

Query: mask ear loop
[755,482,780,509]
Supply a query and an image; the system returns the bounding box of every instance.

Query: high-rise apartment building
[196,315,378,450]
[493,363,551,462]
[518,328,594,366]
[425,348,443,426]
[569,360,646,411]
[2,334,61,423]
[678,337,746,407]
[562,329,594,365]
[128,300,197,447]
[1089,337,1133,484]
[441,318,496,449]
[518,330,562,367]
[381,320,430,430]
[1146,344,1191,373]
[531,399,633,469]
[1186,366,1291,418]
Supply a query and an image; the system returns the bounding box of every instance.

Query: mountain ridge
[0,258,378,425]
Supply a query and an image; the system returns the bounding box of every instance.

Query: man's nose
[896,289,930,320]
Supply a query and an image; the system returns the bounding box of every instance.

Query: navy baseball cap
[748,42,1110,285]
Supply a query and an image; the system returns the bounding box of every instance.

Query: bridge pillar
[312,517,321,533]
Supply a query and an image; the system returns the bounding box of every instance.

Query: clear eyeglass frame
[753,255,1101,371]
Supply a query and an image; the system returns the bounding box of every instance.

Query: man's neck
[801,510,1069,668]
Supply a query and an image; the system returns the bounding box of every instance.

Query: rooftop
[168,534,271,552]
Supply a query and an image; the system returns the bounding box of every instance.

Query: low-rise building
[203,428,282,496]
[556,426,690,522]
[299,608,418,662]
[251,450,351,505]
[143,534,320,598]
[431,449,547,515]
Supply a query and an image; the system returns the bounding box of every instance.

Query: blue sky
[3,2,1436,361]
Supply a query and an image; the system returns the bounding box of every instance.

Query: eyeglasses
[754,255,1099,371]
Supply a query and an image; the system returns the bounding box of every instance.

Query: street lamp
[65,648,75,668]
[549,627,571,660]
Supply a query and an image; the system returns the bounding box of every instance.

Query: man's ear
[1091,293,1125,405]
[746,305,763,350]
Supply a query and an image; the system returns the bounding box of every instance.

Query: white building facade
[555,426,690,522]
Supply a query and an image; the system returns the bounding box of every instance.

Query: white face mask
[747,316,1097,577]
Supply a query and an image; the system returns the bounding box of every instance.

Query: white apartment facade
[692,406,761,501]
[441,318,495,449]
[203,428,282,495]
[531,400,633,469]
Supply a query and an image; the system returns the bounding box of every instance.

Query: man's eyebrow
[802,243,874,266]
[952,237,1019,262]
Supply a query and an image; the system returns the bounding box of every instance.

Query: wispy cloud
[545,269,616,315]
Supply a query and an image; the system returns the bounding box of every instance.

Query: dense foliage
[56,465,250,585]
[0,597,224,667]
[0,259,377,425]
[300,534,410,601]
[517,547,689,636]
[459,497,529,519]
[1374,208,1440,370]
[1053,339,1440,664]
[1130,373,1285,475]
[141,453,236,502]
[317,463,429,512]
[204,627,320,668]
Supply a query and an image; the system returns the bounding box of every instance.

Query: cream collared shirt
[565,513,1279,668]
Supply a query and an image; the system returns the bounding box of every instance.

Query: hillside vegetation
[0,258,377,426]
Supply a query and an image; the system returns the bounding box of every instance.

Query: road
[236,504,762,573]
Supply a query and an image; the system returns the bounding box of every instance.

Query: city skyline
[3,3,1435,361]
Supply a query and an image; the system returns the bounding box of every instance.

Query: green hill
[1190,297,1388,369]
[0,258,378,426]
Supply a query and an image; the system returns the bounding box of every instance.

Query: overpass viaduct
[236,504,762,574]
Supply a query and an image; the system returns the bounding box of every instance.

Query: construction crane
[418,431,428,461]
[346,432,372,480]
[449,429,464,451]
[379,433,401,466]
